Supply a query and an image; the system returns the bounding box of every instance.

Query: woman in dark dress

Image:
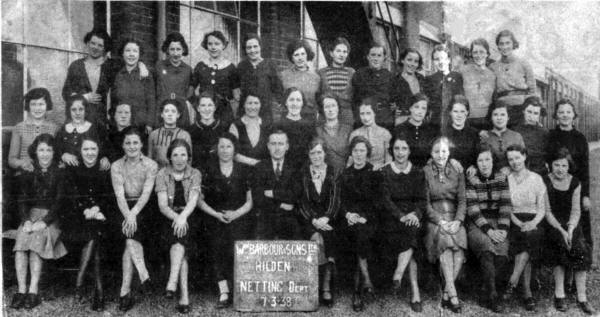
[299,137,340,307]
[465,144,511,313]
[199,132,253,309]
[315,93,352,171]
[64,136,113,311]
[543,148,595,315]
[229,92,271,166]
[155,139,201,314]
[380,134,426,312]
[513,96,549,176]
[395,48,425,125]
[236,33,283,123]
[340,136,381,312]
[443,95,479,170]
[192,31,239,125]
[546,99,592,248]
[110,126,158,311]
[189,92,229,171]
[10,134,67,310]
[393,93,439,168]
[106,103,148,162]
[275,87,315,168]
[56,94,110,170]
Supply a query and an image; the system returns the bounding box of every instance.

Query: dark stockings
[76,240,103,297]
[479,251,507,299]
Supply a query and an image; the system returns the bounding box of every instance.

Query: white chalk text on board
[233,240,319,312]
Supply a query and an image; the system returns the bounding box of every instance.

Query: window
[301,4,327,70]
[179,1,259,69]
[372,2,403,70]
[419,36,438,73]
[1,0,96,126]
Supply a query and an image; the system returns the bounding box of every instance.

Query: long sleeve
[324,171,341,220]
[497,179,512,231]
[42,169,65,224]
[412,172,427,220]
[523,60,536,95]
[382,173,407,220]
[580,137,590,197]
[455,168,467,222]
[299,173,316,221]
[425,184,442,224]
[466,181,488,230]
[272,172,300,204]
[144,76,157,127]
[17,174,30,222]
[8,126,24,169]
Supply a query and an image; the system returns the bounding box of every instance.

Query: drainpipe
[157,1,166,61]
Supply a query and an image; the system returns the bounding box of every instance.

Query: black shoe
[441,294,451,309]
[91,292,104,312]
[554,296,567,312]
[410,301,423,312]
[362,286,375,303]
[177,304,191,314]
[165,289,175,300]
[10,293,26,309]
[140,279,153,295]
[74,286,84,302]
[352,292,364,312]
[321,290,333,307]
[216,293,230,309]
[488,296,504,313]
[524,297,536,311]
[118,293,134,311]
[449,297,462,313]
[578,301,596,315]
[503,284,516,300]
[24,293,41,309]
[392,280,402,296]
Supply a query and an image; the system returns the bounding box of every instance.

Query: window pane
[188,9,215,68]
[240,1,258,22]
[26,46,71,125]
[194,1,215,10]
[215,16,239,63]
[240,22,258,49]
[2,43,25,126]
[68,0,95,52]
[216,1,237,16]
[2,0,24,43]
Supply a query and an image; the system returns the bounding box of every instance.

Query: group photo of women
[4,25,596,316]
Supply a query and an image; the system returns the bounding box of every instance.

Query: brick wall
[260,2,301,72]
[110,1,159,66]
[166,2,180,35]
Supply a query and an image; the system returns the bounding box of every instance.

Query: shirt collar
[272,158,284,170]
[390,161,412,174]
[164,164,194,180]
[241,115,262,126]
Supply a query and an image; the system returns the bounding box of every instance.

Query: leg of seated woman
[409,258,421,302]
[120,245,133,296]
[509,252,529,287]
[554,266,566,298]
[179,256,189,305]
[480,252,497,298]
[358,257,373,289]
[575,271,588,302]
[522,260,532,298]
[452,249,465,281]
[394,248,413,282]
[15,251,29,294]
[28,252,43,294]
[167,243,184,292]
[440,250,457,297]
[127,239,149,282]
[77,240,95,288]
[353,264,361,291]
[322,261,333,295]
[93,246,103,296]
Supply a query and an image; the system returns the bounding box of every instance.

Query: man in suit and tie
[252,129,301,239]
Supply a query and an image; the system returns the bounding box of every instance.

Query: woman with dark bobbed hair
[395,48,425,124]
[279,39,321,122]
[340,136,381,312]
[63,136,113,311]
[111,37,156,133]
[9,88,58,173]
[236,33,283,123]
[380,133,426,312]
[513,96,549,175]
[229,92,272,166]
[504,144,546,311]
[490,30,535,126]
[10,134,67,310]
[443,94,479,170]
[546,99,592,249]
[299,137,341,307]
[543,147,595,315]
[460,38,496,131]
[155,139,201,314]
[192,31,239,126]
[156,32,195,128]
[466,144,511,313]
[199,132,253,308]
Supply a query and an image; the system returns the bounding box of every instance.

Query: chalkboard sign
[234,240,319,312]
